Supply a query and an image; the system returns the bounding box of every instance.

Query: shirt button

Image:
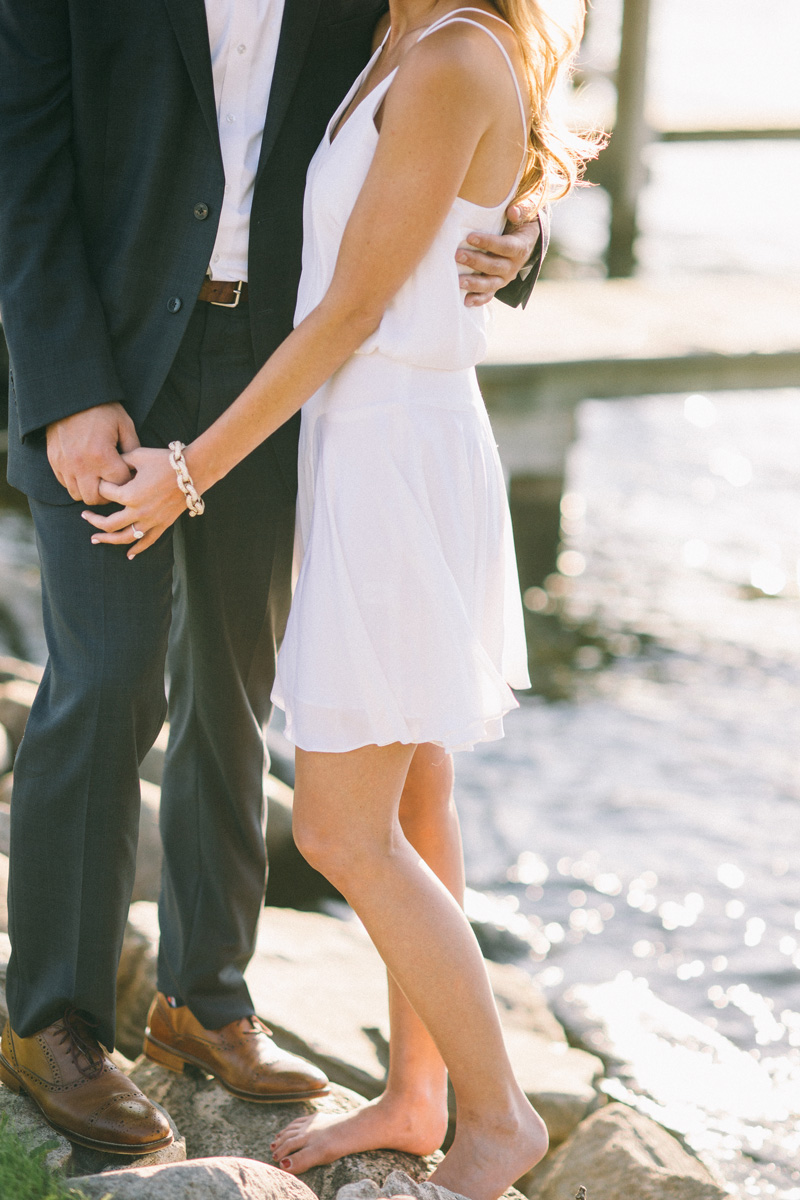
[167,296,182,314]
[237,43,246,54]
[225,113,235,124]
[193,202,209,221]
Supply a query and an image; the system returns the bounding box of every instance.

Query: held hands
[81,447,187,559]
[457,196,541,307]
[46,402,140,504]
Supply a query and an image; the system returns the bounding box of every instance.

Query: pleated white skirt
[271,353,530,753]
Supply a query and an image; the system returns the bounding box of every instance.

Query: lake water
[2,1,799,1194]
[454,388,800,1199]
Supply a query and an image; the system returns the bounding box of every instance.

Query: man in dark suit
[0,0,545,1152]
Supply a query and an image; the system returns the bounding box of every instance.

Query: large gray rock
[127,1061,438,1200]
[132,781,163,903]
[0,677,37,752]
[139,722,170,786]
[116,901,159,1061]
[0,656,43,686]
[0,723,11,775]
[338,1170,469,1200]
[116,905,588,1148]
[525,1103,727,1200]
[0,789,10,850]
[0,1082,73,1174]
[337,1167,526,1200]
[0,928,10,1022]
[0,849,7,935]
[249,908,390,1097]
[484,961,566,1043]
[72,1157,318,1200]
[249,906,588,1148]
[501,1029,602,1147]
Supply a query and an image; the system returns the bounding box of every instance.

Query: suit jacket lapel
[162,0,220,151]
[256,0,323,180]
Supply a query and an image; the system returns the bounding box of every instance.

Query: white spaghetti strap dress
[272,10,532,753]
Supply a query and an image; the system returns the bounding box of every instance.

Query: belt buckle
[210,280,243,309]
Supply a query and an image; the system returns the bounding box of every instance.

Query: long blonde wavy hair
[493,0,602,211]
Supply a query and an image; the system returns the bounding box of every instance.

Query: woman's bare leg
[272,744,458,1169]
[280,743,547,1200]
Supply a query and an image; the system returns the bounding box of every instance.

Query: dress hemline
[271,690,523,756]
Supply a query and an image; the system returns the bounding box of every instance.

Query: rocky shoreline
[0,657,728,1200]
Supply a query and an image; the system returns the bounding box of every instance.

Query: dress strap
[416,9,529,150]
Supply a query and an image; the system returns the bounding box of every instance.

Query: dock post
[606,0,653,277]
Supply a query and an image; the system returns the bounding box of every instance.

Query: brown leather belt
[198,278,249,307]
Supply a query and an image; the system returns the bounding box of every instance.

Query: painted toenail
[281,1159,292,1169]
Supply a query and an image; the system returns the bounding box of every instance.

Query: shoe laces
[55,1010,105,1080]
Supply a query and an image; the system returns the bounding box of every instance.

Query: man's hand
[46,402,140,504]
[458,197,542,308]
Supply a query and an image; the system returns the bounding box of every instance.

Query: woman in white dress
[86,3,598,1195]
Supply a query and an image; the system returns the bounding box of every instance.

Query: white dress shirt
[205,0,286,281]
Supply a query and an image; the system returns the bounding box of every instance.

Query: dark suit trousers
[6,301,296,1048]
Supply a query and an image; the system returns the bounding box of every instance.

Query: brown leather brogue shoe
[0,1014,173,1154]
[143,992,329,1103]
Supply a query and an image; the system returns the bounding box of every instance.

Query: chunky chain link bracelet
[168,441,205,516]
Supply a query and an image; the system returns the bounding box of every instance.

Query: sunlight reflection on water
[455,389,800,1198]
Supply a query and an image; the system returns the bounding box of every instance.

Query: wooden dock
[479,273,800,476]
[478,273,800,588]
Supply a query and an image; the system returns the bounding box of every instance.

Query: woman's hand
[81,447,188,559]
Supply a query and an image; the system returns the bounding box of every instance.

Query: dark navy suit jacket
[0,0,545,504]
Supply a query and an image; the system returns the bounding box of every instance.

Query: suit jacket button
[167,296,182,313]
[193,202,210,220]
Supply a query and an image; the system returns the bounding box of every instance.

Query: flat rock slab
[0,724,11,775]
[0,657,43,685]
[118,906,590,1147]
[0,678,37,752]
[339,1169,470,1200]
[0,1085,73,1174]
[249,908,570,1102]
[339,1168,525,1200]
[116,901,160,1061]
[501,1029,602,1146]
[525,1103,727,1200]
[0,849,8,935]
[126,1064,437,1200]
[0,794,9,852]
[72,1156,318,1200]
[0,929,10,1022]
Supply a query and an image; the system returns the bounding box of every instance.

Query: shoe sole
[143,1031,329,1104]
[0,1052,174,1155]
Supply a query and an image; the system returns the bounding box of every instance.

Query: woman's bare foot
[428,1098,548,1200]
[271,1090,448,1175]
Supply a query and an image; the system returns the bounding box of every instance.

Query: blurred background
[1,1,799,1196]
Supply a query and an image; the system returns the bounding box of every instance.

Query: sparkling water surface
[455,389,800,1197]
